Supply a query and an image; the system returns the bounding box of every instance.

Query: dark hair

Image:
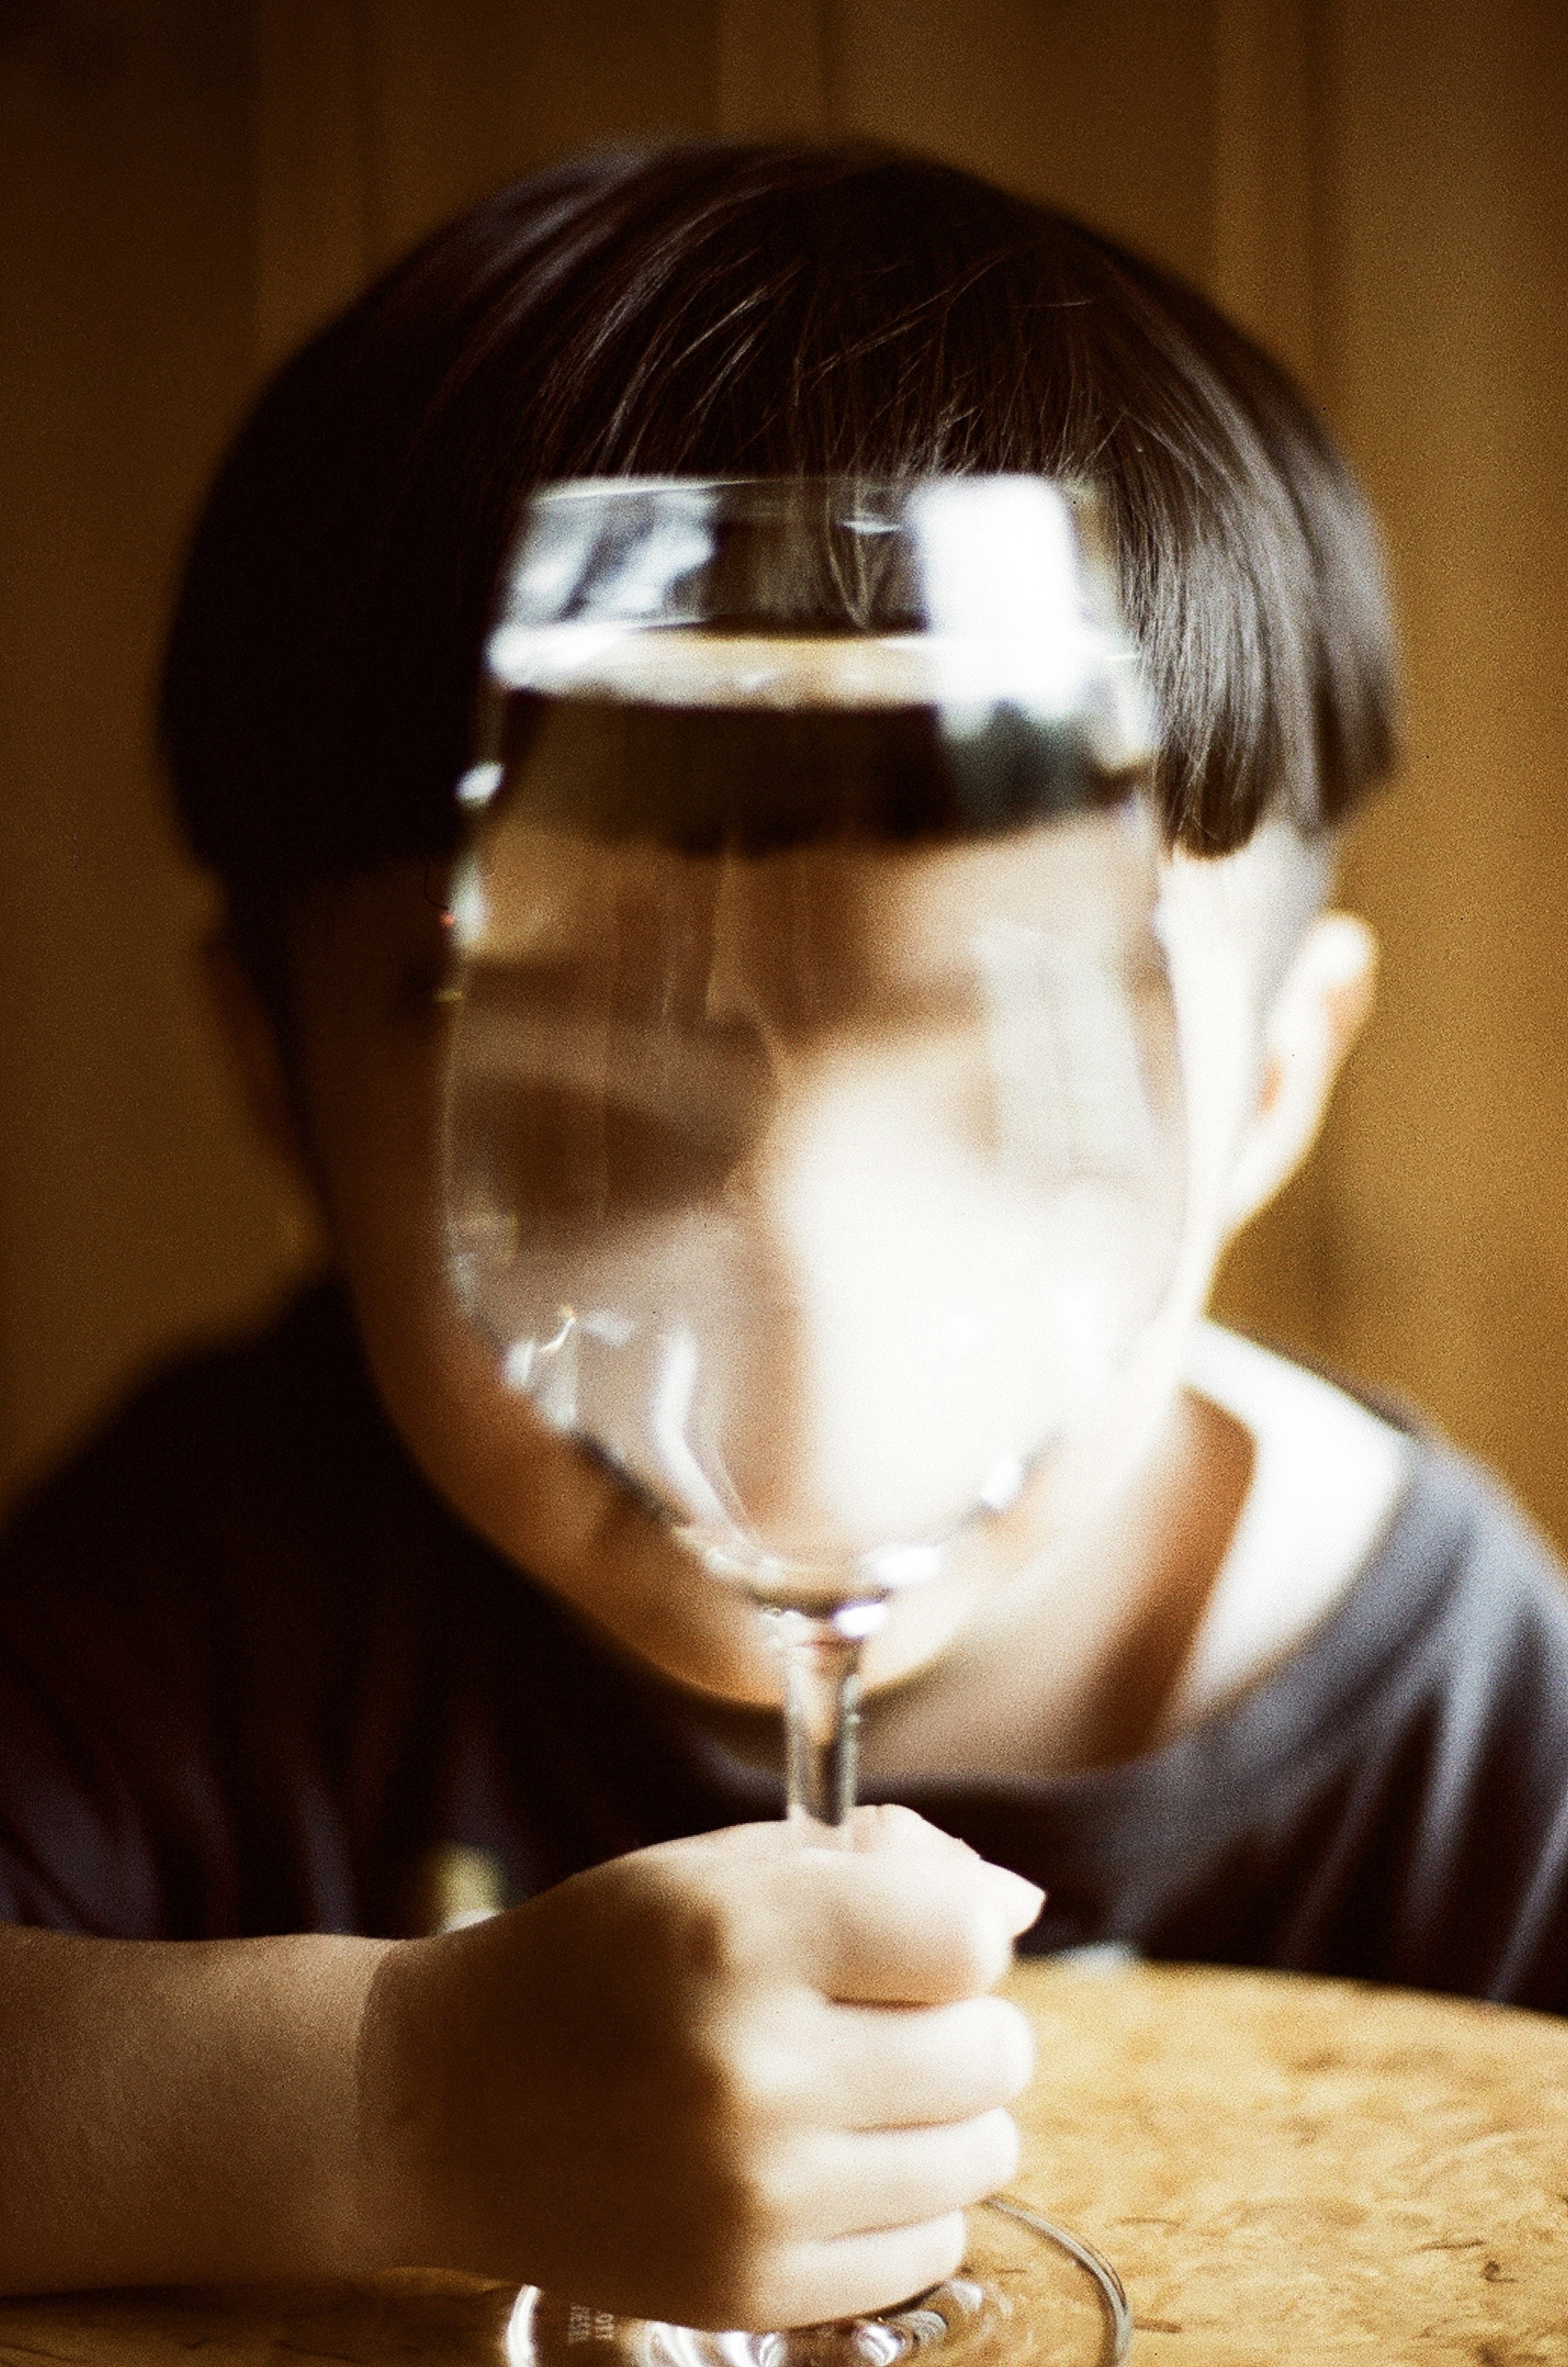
[160,141,1396,996]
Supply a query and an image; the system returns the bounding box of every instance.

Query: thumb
[677,1810,1045,1938]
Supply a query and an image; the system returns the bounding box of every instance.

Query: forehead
[454,807,1163,994]
[282,809,1319,1064]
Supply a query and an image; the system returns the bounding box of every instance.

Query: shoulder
[1370,1422,1568,1724]
[1188,1322,1568,1684]
[0,1277,500,1693]
[1170,1325,1417,1729]
[0,1284,428,1932]
[1154,1340,1568,2005]
[0,1282,374,1605]
[0,1270,356,1569]
[1268,1410,1568,2005]
[1216,1336,1568,1788]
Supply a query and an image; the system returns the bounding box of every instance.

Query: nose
[684,1050,1045,1561]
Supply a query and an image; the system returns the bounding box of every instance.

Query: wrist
[348,1932,459,2273]
[229,1930,403,2279]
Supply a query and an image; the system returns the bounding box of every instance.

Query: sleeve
[1320,1462,1568,2015]
[1433,1540,1568,2014]
[0,1644,167,1931]
[0,1365,241,1938]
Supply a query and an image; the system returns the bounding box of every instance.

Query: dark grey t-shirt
[2,1284,1567,2008]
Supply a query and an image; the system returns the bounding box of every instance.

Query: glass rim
[512,468,1102,505]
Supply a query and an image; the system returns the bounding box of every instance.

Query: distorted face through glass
[272,479,1333,1705]
[445,805,1186,1586]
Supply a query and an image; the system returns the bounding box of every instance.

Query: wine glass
[444,476,1176,2367]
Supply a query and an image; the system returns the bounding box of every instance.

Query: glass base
[504,2199,1131,2367]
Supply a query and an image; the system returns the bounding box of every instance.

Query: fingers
[675,2106,1011,2329]
[842,1802,975,1858]
[420,1821,1040,2333]
[685,2106,1016,2324]
[684,1805,962,1869]
[787,2108,1022,2242]
[704,2206,974,2338]
[842,1805,1045,1939]
[717,2213,970,2333]
[674,1812,1043,2005]
[695,1808,1036,1922]
[793,1852,1040,2004]
[822,1994,1035,2129]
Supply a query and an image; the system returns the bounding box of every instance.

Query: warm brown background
[2,0,1566,1540]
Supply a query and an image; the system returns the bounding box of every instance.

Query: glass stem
[773,1611,864,1842]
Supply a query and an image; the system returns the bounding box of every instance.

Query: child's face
[264,816,1352,1705]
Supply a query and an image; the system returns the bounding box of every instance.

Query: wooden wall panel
[255,0,371,370]
[1313,0,1568,1522]
[0,2,304,1504]
[715,0,831,135]
[1195,0,1339,1366]
[352,0,719,264]
[1207,0,1322,394]
[833,0,1219,286]
[256,0,722,365]
[4,0,1568,1557]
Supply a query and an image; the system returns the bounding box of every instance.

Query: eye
[462,1076,751,1225]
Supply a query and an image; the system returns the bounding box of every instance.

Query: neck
[857,1386,1253,1782]
[689,1385,1254,1786]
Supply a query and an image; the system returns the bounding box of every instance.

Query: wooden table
[3,1958,1566,2366]
[1009,1957,1568,2361]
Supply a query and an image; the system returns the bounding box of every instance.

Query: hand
[356,1805,1042,2328]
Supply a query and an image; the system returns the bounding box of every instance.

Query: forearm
[0,1924,394,2293]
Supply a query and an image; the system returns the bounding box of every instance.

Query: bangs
[163,142,1397,904]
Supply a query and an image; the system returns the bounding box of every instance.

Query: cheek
[308,1046,444,1370]
[302,1033,519,1537]
[327,1095,531,1542]
[1159,917,1267,1293]
[304,1037,783,1698]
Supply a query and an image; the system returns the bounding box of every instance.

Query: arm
[0,1810,1040,2325]
[0,1922,383,2291]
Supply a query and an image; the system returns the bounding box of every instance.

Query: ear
[198,931,318,1200]
[1221,911,1377,1235]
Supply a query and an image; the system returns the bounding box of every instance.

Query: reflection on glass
[449,804,1182,1601]
[445,477,1165,2366]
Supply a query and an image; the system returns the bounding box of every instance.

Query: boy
[3,142,1568,2321]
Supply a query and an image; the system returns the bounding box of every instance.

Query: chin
[557,1550,790,1709]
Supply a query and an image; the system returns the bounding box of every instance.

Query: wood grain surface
[1008,1958,1568,2363]
[1,1957,1565,2366]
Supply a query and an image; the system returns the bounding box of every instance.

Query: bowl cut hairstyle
[160,140,1397,1005]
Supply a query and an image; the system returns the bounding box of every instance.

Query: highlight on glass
[443,473,1169,2367]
